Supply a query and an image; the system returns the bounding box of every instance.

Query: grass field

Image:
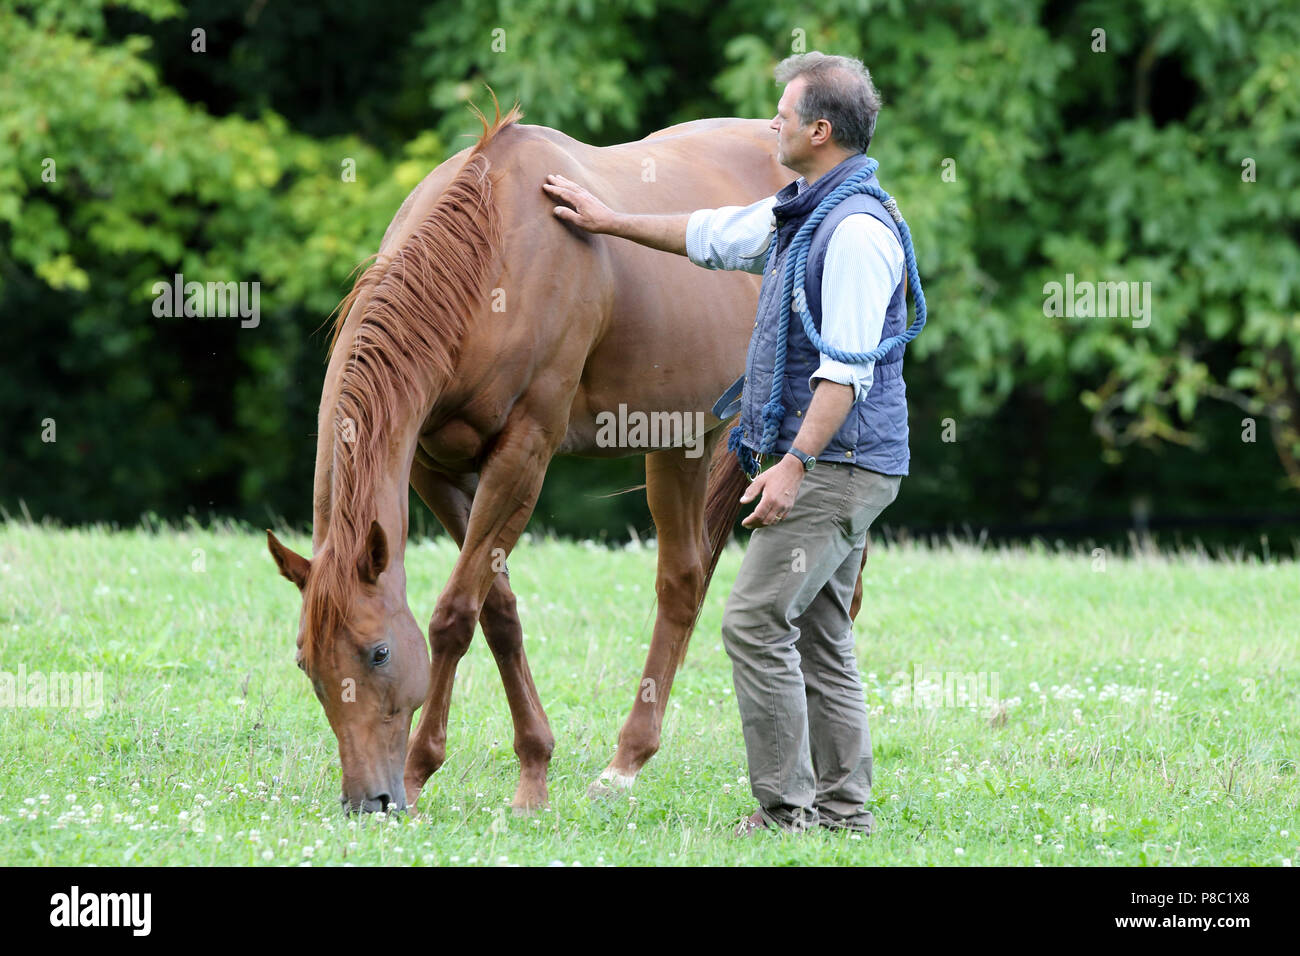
[1,520,1296,866]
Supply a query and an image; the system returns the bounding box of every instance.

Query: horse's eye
[371,644,390,666]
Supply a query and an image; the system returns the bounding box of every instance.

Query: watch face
[806,457,816,471]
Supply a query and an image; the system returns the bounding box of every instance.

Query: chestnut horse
[266,96,870,813]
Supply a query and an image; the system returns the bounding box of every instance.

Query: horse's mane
[303,93,523,666]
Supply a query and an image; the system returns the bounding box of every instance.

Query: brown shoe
[733,810,769,837]
[818,809,875,835]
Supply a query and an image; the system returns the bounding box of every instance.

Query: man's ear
[357,520,388,585]
[266,530,310,591]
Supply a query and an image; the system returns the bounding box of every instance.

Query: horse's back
[384,116,781,256]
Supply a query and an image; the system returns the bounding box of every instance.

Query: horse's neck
[310,145,501,556]
[310,360,424,560]
[311,432,420,568]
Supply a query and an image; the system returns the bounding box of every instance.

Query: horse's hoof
[403,781,424,811]
[587,768,636,801]
[511,783,548,815]
[586,780,616,801]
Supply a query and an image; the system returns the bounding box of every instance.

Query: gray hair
[773,52,881,153]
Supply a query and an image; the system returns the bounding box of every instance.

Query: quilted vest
[737,152,910,475]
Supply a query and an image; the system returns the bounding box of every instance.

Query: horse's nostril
[341,792,404,814]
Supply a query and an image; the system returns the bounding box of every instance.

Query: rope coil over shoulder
[729,158,928,478]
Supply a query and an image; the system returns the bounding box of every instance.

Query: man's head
[770,52,881,180]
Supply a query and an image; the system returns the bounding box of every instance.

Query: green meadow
[0,521,1296,866]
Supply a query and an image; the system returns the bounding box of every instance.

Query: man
[542,52,909,836]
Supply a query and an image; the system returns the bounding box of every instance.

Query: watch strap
[788,447,816,471]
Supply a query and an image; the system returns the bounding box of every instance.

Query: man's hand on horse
[739,454,805,529]
[543,174,619,234]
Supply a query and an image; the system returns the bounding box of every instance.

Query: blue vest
[738,152,910,476]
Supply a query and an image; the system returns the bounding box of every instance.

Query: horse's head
[266,522,429,814]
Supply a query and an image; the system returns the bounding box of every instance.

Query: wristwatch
[787,447,816,472]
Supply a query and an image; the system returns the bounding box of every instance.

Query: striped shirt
[685,180,904,401]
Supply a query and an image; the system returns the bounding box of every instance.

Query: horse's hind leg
[407,461,554,811]
[592,435,719,796]
[849,539,870,620]
[404,409,560,811]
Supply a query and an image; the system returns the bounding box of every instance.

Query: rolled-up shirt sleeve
[810,213,905,403]
[685,196,778,275]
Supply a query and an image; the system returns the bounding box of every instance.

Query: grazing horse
[266,96,871,813]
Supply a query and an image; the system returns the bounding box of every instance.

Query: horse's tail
[687,420,749,636]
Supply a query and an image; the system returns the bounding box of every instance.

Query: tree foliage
[2,0,1298,542]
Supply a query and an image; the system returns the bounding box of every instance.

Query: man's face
[771,77,813,172]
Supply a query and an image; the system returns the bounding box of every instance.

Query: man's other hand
[740,455,804,529]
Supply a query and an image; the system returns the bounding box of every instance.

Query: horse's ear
[358,520,389,585]
[266,530,310,591]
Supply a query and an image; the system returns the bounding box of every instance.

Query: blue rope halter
[728,158,928,478]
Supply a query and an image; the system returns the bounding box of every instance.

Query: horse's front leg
[403,407,561,811]
[407,461,554,812]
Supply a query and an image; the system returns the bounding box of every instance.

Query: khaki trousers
[721,460,901,832]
